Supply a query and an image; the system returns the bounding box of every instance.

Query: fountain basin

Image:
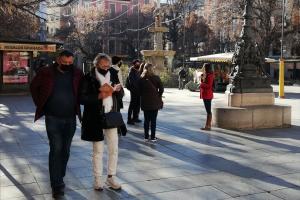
[141,50,176,73]
[141,50,176,57]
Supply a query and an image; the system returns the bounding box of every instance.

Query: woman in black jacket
[139,63,164,143]
[80,53,124,191]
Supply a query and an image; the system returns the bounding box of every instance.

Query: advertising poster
[3,52,30,84]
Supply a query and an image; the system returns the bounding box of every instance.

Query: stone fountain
[140,2,176,74]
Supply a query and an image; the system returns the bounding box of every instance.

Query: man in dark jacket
[30,50,83,199]
[127,59,142,125]
[178,66,187,90]
[111,56,127,136]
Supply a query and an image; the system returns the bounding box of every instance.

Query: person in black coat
[111,56,127,136]
[79,53,124,191]
[139,63,164,142]
[178,66,187,90]
[127,59,142,125]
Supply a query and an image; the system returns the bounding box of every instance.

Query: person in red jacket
[30,50,83,199]
[200,63,215,131]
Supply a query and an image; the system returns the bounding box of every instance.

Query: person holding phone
[200,63,215,131]
[80,53,123,191]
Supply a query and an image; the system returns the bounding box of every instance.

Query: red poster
[3,52,29,84]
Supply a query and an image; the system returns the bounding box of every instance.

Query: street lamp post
[279,0,286,98]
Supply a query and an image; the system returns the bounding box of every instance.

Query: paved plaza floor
[0,86,300,200]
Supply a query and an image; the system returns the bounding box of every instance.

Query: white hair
[93,53,111,66]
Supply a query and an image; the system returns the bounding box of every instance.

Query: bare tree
[0,0,77,19]
[0,0,77,40]
[210,0,300,56]
[56,6,107,60]
[0,2,40,39]
[56,3,155,60]
[115,9,154,59]
[162,0,217,59]
[184,12,216,56]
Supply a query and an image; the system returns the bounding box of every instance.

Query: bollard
[279,58,285,98]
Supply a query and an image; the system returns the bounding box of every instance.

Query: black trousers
[128,92,141,121]
[143,110,158,139]
[178,78,185,90]
[203,99,212,115]
[45,116,76,189]
[117,107,127,136]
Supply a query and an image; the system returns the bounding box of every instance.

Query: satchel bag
[101,97,125,129]
[102,111,124,129]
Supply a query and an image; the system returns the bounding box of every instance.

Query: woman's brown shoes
[201,127,211,131]
[201,114,212,131]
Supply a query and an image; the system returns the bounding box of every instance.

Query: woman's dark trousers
[143,110,158,139]
[203,99,212,129]
[203,99,212,115]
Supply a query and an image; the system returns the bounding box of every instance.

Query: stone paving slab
[270,187,300,200]
[225,192,284,200]
[1,86,300,199]
[126,186,232,200]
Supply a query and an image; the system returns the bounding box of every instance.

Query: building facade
[201,0,300,81]
[55,0,155,58]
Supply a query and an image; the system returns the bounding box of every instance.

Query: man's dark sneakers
[134,119,142,123]
[52,190,64,199]
[52,186,65,199]
[150,138,158,143]
[127,120,135,125]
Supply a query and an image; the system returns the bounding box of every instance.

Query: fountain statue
[140,0,176,74]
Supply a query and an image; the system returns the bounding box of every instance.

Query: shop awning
[0,40,63,52]
[190,53,277,64]
[190,53,233,63]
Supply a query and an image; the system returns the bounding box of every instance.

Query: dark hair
[132,59,140,65]
[59,50,74,57]
[204,63,213,73]
[112,56,122,65]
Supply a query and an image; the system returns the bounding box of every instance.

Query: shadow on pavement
[0,163,33,199]
[0,96,88,199]
[124,127,300,192]
[274,92,300,99]
[216,127,300,153]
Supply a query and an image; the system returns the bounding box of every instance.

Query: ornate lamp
[227,0,273,94]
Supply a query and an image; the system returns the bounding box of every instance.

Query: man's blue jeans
[45,115,76,189]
